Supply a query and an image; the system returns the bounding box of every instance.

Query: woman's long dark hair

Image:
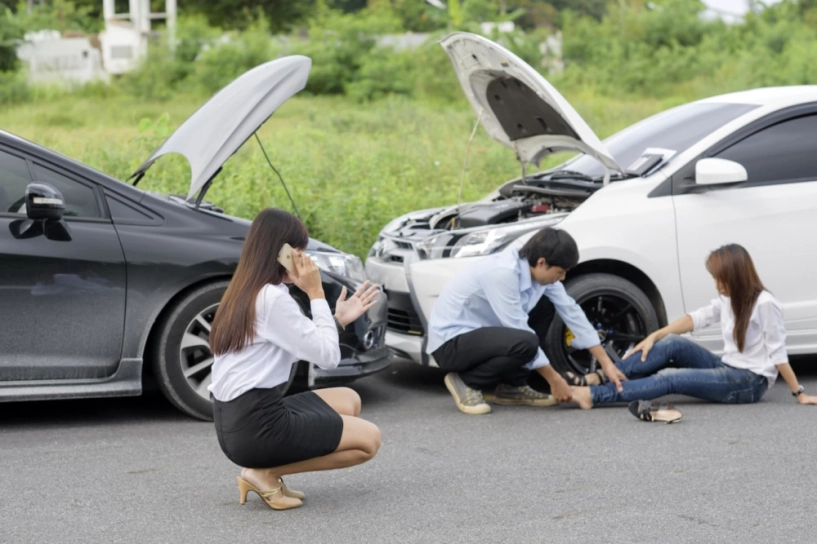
[210,208,309,355]
[706,244,766,353]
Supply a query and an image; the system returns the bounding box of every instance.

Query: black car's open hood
[130,56,311,201]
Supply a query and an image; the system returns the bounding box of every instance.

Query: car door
[0,148,127,381]
[672,112,817,353]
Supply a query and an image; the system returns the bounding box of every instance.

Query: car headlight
[308,251,368,283]
[416,217,565,260]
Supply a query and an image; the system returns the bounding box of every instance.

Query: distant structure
[701,0,782,23]
[100,0,177,75]
[16,29,107,85]
[15,0,177,84]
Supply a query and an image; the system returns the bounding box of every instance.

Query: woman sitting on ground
[569,244,817,421]
[209,208,382,510]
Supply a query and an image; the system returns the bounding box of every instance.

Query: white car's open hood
[440,33,622,176]
[131,55,311,201]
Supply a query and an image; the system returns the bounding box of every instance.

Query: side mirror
[695,158,747,186]
[26,183,65,220]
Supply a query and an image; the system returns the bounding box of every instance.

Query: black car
[0,56,390,420]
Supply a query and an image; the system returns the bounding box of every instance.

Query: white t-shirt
[209,283,340,402]
[688,291,787,386]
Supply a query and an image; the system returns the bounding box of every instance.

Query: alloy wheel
[562,293,648,376]
[179,303,218,400]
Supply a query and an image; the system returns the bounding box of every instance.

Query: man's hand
[549,375,573,403]
[589,345,627,393]
[600,360,627,393]
[537,365,573,403]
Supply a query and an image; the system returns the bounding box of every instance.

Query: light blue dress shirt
[426,249,600,369]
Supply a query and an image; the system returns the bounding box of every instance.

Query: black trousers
[432,296,556,390]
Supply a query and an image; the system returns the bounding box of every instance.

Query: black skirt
[213,385,344,469]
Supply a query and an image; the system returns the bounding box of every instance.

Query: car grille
[386,292,424,335]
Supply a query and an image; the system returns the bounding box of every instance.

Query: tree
[0,6,23,71]
[180,0,369,32]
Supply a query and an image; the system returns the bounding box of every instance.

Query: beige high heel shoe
[279,477,305,500]
[236,477,302,510]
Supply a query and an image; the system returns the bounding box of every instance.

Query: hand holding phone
[280,245,324,300]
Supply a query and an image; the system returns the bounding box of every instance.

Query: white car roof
[699,86,817,107]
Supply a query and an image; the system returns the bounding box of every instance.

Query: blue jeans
[590,335,768,405]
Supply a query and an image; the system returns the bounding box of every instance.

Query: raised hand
[334,281,380,328]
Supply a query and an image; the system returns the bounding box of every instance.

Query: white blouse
[688,290,787,386]
[209,283,340,402]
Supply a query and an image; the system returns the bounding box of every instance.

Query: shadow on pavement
[1,390,188,428]
[3,356,813,426]
[345,361,446,409]
[379,361,447,390]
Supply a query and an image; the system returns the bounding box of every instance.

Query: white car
[365,32,817,378]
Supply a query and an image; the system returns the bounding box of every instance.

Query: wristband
[333,316,344,331]
[792,385,805,397]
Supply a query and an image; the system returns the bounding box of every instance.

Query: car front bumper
[366,252,434,366]
[313,346,392,385]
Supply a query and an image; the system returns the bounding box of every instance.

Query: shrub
[289,6,402,95]
[187,15,282,94]
[0,69,28,103]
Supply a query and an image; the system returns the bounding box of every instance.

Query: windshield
[559,102,758,179]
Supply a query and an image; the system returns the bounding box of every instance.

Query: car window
[31,163,101,218]
[106,194,154,223]
[0,149,32,214]
[714,114,817,185]
[563,102,758,179]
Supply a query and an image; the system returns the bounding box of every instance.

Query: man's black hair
[519,227,579,269]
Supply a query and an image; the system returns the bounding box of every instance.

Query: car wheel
[544,273,659,378]
[151,281,300,421]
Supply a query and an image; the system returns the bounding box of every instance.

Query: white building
[99,0,176,75]
[15,0,177,83]
[16,30,108,85]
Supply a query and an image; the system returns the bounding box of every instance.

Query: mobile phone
[278,243,295,274]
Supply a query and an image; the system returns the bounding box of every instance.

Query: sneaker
[492,384,557,407]
[443,373,491,415]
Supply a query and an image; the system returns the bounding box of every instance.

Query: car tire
[151,282,229,421]
[152,282,308,421]
[544,273,659,378]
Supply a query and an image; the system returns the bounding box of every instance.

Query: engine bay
[374,174,604,248]
[428,175,599,231]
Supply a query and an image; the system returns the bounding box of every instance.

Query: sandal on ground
[236,477,303,510]
[628,400,682,424]
[562,369,607,387]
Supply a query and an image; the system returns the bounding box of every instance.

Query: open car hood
[440,33,622,176]
[131,56,311,201]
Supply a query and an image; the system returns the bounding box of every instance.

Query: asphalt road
[2,359,817,544]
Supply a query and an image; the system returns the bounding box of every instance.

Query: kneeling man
[427,227,625,414]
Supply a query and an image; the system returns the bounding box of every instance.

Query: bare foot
[572,386,594,410]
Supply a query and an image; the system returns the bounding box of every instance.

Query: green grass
[0,92,670,258]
